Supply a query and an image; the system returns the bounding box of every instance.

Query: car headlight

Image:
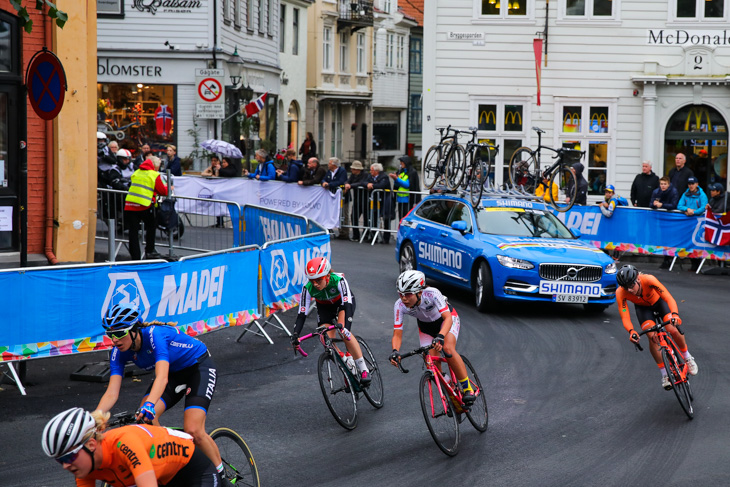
[496,255,534,270]
[605,262,617,274]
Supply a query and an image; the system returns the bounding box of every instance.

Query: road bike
[508,126,584,212]
[103,411,260,486]
[460,127,499,207]
[294,323,384,430]
[635,315,694,419]
[394,345,488,456]
[422,125,465,191]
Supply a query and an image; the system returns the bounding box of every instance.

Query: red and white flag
[244,92,268,117]
[154,105,173,136]
[704,208,730,246]
[533,39,543,106]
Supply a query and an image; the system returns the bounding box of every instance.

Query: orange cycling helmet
[305,256,331,280]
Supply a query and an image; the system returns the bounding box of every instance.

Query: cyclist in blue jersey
[95,304,225,481]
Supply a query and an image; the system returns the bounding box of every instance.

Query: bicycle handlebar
[293,323,351,358]
[392,344,452,374]
[633,318,684,352]
[105,411,146,429]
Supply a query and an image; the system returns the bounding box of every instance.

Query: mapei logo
[557,211,602,236]
[101,272,151,322]
[270,249,290,296]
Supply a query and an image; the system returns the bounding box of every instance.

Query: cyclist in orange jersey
[42,407,217,487]
[615,265,699,390]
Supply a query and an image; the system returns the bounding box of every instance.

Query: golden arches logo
[505,110,522,126]
[684,107,713,132]
[563,112,580,132]
[479,110,496,127]
[590,113,607,123]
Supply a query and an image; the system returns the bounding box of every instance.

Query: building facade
[306,0,374,165]
[401,0,423,161]
[424,0,730,202]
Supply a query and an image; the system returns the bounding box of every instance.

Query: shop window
[674,0,725,20]
[97,83,176,155]
[564,0,615,18]
[287,101,300,150]
[373,111,400,151]
[479,0,530,18]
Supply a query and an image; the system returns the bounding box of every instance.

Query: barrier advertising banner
[243,206,309,246]
[259,234,332,316]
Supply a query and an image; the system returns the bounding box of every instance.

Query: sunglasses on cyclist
[398,292,416,299]
[56,444,84,465]
[105,329,130,340]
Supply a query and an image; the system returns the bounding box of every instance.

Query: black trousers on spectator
[351,196,368,239]
[125,206,157,260]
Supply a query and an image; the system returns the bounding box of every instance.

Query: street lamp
[227,46,245,88]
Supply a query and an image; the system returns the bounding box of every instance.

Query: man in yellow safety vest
[124,156,170,260]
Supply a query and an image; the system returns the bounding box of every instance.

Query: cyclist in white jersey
[389,270,475,404]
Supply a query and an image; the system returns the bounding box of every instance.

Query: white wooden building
[423,0,730,202]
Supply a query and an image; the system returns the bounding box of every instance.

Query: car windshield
[475,207,575,238]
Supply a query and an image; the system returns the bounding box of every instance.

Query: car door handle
[417,225,426,231]
[439,231,449,237]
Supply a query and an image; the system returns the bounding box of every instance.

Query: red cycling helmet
[305,257,331,280]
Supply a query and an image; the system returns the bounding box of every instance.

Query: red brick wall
[0,3,47,254]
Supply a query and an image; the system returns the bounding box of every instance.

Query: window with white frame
[556,100,615,197]
[223,0,231,22]
[479,0,530,18]
[383,0,393,14]
[279,4,285,52]
[247,0,254,29]
[340,32,349,72]
[258,0,264,32]
[397,34,405,70]
[331,105,343,158]
[234,0,242,27]
[563,0,616,18]
[292,8,299,54]
[386,33,394,69]
[473,100,530,186]
[323,26,333,72]
[267,0,273,35]
[673,0,726,21]
[356,33,366,74]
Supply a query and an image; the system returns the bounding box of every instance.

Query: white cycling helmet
[96,131,107,140]
[397,270,426,294]
[116,149,131,159]
[42,407,96,459]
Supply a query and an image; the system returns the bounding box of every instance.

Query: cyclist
[43,407,217,486]
[615,264,699,390]
[388,270,475,404]
[95,304,225,480]
[290,256,371,385]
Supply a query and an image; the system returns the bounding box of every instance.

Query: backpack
[614,195,629,206]
[156,198,179,232]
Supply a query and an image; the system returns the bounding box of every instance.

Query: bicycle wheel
[356,336,384,409]
[210,427,260,487]
[419,372,460,456]
[422,145,442,190]
[461,356,489,432]
[549,164,578,212]
[445,143,466,190]
[508,147,539,192]
[469,158,490,208]
[318,352,358,430]
[662,349,694,419]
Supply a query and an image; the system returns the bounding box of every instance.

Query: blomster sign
[132,0,203,15]
[648,29,730,46]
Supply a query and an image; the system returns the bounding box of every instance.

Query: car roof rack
[456,183,545,203]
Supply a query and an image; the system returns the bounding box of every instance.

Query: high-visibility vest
[125,169,160,207]
[396,172,410,199]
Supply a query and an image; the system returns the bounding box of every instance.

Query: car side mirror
[570,227,582,238]
[451,221,468,233]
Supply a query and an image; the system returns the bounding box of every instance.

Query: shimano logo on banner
[557,211,602,236]
[418,242,463,269]
[270,249,290,296]
[260,216,303,242]
[291,244,331,287]
[102,272,152,322]
[157,265,227,317]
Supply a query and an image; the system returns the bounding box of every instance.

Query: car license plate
[553,294,589,303]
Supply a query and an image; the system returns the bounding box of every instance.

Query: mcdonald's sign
[563,112,580,133]
[590,112,608,133]
[684,106,713,132]
[505,109,523,129]
[478,108,496,130]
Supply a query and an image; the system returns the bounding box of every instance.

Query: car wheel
[474,261,496,312]
[583,303,608,313]
[399,242,417,273]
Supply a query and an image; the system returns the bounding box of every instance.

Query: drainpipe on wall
[44,11,58,265]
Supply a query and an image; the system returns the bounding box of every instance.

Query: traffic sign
[198,78,222,102]
[195,68,225,119]
[26,49,67,121]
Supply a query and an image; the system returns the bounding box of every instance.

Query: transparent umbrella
[200,139,243,159]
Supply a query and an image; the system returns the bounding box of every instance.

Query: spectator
[134,143,152,168]
[598,184,628,218]
[367,162,394,244]
[218,157,238,177]
[124,155,168,260]
[201,155,221,177]
[535,175,558,203]
[97,136,118,177]
[244,149,276,180]
[630,160,660,207]
[298,157,326,186]
[692,149,711,191]
[669,152,694,198]
[568,162,588,205]
[389,155,416,219]
[589,173,606,194]
[276,148,303,182]
[322,157,347,192]
[298,131,317,163]
[706,182,729,214]
[404,155,422,207]
[164,145,182,176]
[677,176,708,217]
[344,160,369,241]
[651,176,679,211]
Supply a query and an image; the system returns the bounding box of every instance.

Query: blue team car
[395,194,617,312]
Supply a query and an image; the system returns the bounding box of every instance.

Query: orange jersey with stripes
[615,273,678,332]
[76,424,195,487]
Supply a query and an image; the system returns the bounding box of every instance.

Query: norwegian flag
[244,92,268,117]
[154,105,173,136]
[704,208,730,246]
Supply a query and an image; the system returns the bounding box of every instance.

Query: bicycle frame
[638,319,689,384]
[295,324,364,393]
[397,345,469,412]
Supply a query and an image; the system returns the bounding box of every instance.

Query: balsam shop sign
[132,0,203,14]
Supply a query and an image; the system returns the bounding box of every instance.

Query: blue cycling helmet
[605,184,615,193]
[103,303,141,332]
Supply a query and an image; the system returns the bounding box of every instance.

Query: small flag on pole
[533,39,543,106]
[244,92,268,117]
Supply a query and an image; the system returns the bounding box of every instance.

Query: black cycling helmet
[616,264,639,289]
[103,303,141,332]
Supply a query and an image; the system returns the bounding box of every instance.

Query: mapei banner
[0,250,260,362]
[260,234,331,316]
[173,177,341,229]
[555,205,730,260]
